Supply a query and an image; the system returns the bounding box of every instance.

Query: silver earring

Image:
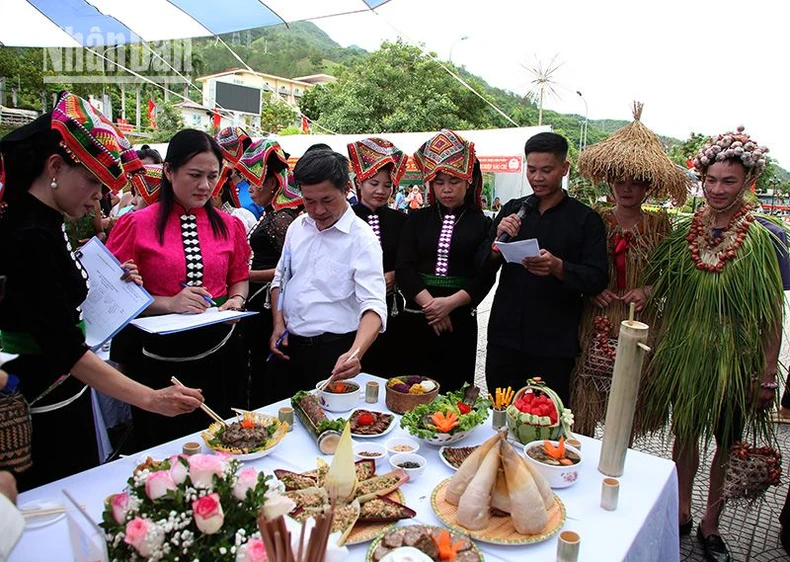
[50,178,58,189]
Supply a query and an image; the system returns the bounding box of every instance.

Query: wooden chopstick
[317,347,361,393]
[170,376,227,427]
[22,504,85,518]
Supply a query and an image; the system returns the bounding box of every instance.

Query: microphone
[496,195,538,242]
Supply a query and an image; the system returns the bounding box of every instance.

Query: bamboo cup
[556,530,580,562]
[598,319,650,477]
[601,477,619,511]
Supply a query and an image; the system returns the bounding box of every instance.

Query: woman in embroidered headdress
[0,92,203,489]
[396,129,496,390]
[642,128,788,560]
[107,129,251,448]
[348,138,408,378]
[211,127,258,233]
[236,138,303,405]
[569,102,688,438]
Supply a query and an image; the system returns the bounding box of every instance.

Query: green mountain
[191,21,367,79]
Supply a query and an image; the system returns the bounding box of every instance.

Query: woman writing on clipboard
[107,129,251,449]
[0,92,203,490]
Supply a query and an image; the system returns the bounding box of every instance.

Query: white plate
[437,445,481,471]
[20,498,66,530]
[349,409,397,439]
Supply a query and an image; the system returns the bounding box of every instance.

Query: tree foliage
[260,93,297,133]
[299,40,504,133]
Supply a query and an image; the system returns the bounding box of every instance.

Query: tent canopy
[0,0,390,47]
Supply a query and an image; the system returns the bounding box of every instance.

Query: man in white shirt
[269,150,387,399]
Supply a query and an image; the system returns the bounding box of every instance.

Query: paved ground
[472,284,790,561]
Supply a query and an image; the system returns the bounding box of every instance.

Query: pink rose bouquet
[102,455,281,560]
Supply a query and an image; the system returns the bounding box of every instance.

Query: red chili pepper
[457,402,471,415]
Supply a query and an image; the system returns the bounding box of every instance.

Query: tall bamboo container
[598,318,650,477]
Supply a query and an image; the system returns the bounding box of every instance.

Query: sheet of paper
[130,308,258,335]
[0,352,18,367]
[495,238,541,263]
[77,237,154,350]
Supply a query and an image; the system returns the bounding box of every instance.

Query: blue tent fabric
[28,0,140,46]
[169,0,283,36]
[8,0,392,47]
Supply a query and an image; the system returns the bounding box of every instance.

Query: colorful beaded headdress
[578,102,689,206]
[347,137,408,187]
[50,92,128,193]
[238,139,302,211]
[216,127,251,165]
[414,129,481,207]
[132,164,164,205]
[118,136,145,192]
[414,129,476,185]
[213,127,252,196]
[693,126,769,180]
[273,172,304,212]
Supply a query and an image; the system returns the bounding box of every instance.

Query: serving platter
[430,477,565,545]
[349,409,397,439]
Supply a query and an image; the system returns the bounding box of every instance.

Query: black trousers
[275,331,357,402]
[485,343,576,406]
[397,306,477,393]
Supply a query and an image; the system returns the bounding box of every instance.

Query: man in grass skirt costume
[643,127,790,562]
[569,103,687,438]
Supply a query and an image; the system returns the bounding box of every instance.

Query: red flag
[301,115,310,134]
[147,99,157,130]
[212,108,221,129]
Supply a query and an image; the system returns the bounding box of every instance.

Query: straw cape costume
[237,139,304,405]
[642,128,789,445]
[106,169,251,448]
[349,138,408,378]
[0,92,139,488]
[395,130,495,390]
[570,103,689,437]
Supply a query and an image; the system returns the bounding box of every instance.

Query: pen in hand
[179,282,217,307]
[266,329,289,362]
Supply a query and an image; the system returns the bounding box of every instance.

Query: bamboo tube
[598,319,649,477]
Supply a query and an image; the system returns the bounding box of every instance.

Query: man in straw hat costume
[570,102,688,438]
[643,127,790,562]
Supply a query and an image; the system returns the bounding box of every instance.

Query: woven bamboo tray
[430,478,565,545]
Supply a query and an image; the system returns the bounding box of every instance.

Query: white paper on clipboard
[130,308,258,335]
[76,237,153,350]
[495,239,541,264]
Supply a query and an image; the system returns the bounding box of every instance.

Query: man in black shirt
[482,132,608,404]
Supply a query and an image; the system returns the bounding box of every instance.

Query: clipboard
[76,237,154,350]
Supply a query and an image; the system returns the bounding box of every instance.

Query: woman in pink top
[107,130,251,448]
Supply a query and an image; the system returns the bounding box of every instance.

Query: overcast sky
[315,0,789,168]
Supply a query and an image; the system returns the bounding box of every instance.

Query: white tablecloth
[9,374,678,562]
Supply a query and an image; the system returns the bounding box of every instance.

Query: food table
[10,374,678,562]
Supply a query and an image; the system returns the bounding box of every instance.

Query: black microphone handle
[496,199,531,243]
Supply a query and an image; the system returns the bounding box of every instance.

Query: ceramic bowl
[389,453,427,481]
[523,440,583,489]
[384,437,420,456]
[315,380,361,412]
[353,442,388,469]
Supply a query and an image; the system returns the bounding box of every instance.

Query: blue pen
[266,329,288,362]
[180,282,217,307]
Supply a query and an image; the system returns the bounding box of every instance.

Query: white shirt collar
[304,203,354,234]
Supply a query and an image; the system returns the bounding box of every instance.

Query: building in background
[177,68,333,132]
